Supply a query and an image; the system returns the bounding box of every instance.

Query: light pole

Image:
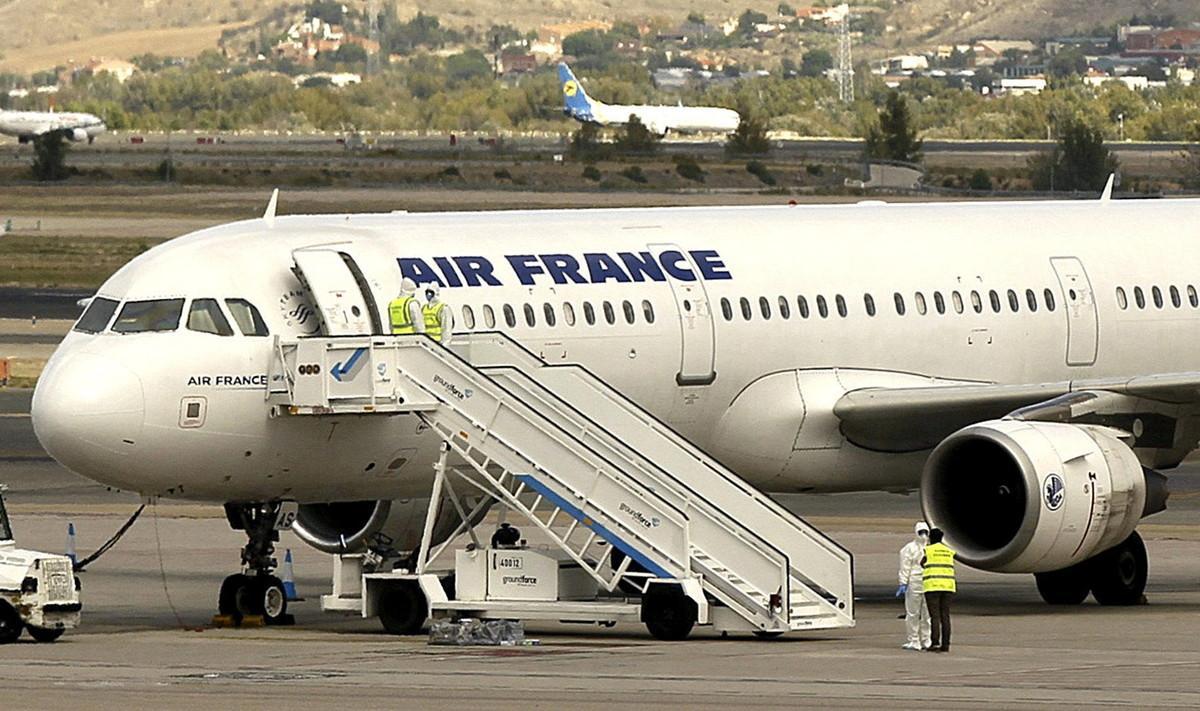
[1117,112,1125,142]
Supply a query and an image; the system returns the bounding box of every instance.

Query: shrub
[493,168,512,180]
[968,168,992,191]
[674,155,705,182]
[582,165,602,181]
[620,165,648,183]
[746,160,776,186]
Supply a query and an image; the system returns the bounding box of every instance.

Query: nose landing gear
[219,502,294,625]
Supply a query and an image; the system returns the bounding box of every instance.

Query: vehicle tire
[1035,564,1091,605]
[0,603,22,644]
[218,573,249,616]
[26,625,65,643]
[1090,532,1148,606]
[753,630,785,639]
[378,583,426,635]
[239,576,289,624]
[642,588,696,641]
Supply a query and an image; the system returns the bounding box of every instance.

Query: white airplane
[31,192,1185,629]
[559,63,740,136]
[0,109,106,143]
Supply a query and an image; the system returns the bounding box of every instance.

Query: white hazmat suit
[897,521,932,650]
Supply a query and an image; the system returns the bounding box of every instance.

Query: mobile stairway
[267,332,854,639]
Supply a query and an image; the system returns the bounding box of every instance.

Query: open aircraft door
[1050,256,1098,366]
[292,248,382,336]
[648,243,716,386]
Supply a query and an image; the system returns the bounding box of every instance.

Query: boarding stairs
[267,333,853,633]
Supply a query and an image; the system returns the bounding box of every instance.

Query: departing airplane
[0,109,106,143]
[558,63,741,136]
[31,193,1188,628]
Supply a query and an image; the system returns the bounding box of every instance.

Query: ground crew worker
[897,521,932,651]
[922,527,956,653]
[388,277,424,335]
[422,283,454,345]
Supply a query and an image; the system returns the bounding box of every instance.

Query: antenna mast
[836,4,854,103]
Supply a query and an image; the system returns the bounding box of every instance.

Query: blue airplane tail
[557,63,595,120]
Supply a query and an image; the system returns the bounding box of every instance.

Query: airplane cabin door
[648,243,716,386]
[292,248,381,336]
[1050,256,1098,366]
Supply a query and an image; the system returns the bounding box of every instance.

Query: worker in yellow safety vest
[921,528,956,653]
[422,283,454,345]
[388,278,424,335]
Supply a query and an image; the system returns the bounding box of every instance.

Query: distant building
[997,75,1047,95]
[88,58,138,83]
[871,55,929,75]
[498,52,537,75]
[972,39,1037,66]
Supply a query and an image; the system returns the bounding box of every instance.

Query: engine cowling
[68,128,89,142]
[921,420,1166,573]
[293,497,485,554]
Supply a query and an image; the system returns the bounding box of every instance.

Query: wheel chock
[210,614,265,628]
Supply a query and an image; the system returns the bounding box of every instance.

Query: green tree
[1047,48,1088,78]
[569,121,608,160]
[864,91,923,164]
[726,110,771,155]
[615,114,659,154]
[800,49,833,78]
[32,132,70,181]
[446,49,492,83]
[737,9,769,37]
[1029,117,1119,192]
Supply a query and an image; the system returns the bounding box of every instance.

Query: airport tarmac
[0,388,1198,709]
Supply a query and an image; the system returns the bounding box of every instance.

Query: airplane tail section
[558,63,596,121]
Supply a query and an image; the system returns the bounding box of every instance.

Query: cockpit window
[73,297,119,333]
[112,299,185,333]
[187,299,234,336]
[225,299,269,336]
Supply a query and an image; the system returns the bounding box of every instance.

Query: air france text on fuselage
[397,250,732,288]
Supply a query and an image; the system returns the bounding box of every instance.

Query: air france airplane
[0,109,107,143]
[559,63,741,136]
[32,194,1188,624]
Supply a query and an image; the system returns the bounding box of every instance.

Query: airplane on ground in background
[0,109,106,143]
[558,63,741,136]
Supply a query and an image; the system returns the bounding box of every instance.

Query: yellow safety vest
[389,296,417,334]
[423,301,445,341]
[922,542,957,593]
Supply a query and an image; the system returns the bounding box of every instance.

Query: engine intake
[293,497,490,555]
[921,420,1163,573]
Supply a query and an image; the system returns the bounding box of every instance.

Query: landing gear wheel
[378,583,426,635]
[26,625,65,643]
[236,576,289,624]
[1035,563,1091,605]
[1090,531,1148,606]
[642,588,697,641]
[0,603,22,644]
[218,573,250,617]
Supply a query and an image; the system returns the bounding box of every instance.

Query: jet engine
[68,128,89,142]
[293,497,484,555]
[921,420,1168,573]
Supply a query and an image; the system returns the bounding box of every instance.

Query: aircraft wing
[833,372,1200,453]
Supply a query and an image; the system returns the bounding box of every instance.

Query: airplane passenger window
[1007,289,1019,313]
[1134,287,1145,309]
[187,298,234,336]
[1025,289,1038,312]
[1189,285,1198,308]
[777,296,791,320]
[933,291,945,315]
[483,304,496,328]
[798,296,810,318]
[970,291,982,313]
[583,302,596,325]
[622,300,636,324]
[543,303,556,327]
[1152,286,1164,309]
[893,292,905,316]
[1170,285,1181,308]
[1115,287,1128,310]
[740,297,752,320]
[951,291,964,314]
[113,298,185,334]
[835,294,847,317]
[720,298,733,321]
[73,297,119,334]
[462,305,476,330]
[563,302,576,326]
[864,293,876,317]
[989,290,1001,313]
[224,299,269,336]
[503,304,517,327]
[914,292,927,315]
[759,296,771,320]
[603,301,616,325]
[523,303,536,327]
[1044,289,1056,311]
[816,295,828,318]
[642,300,655,324]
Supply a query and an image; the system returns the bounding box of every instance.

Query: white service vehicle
[0,485,82,643]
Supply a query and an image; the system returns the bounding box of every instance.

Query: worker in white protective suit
[422,283,455,345]
[897,521,932,650]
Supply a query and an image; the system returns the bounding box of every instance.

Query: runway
[0,389,1198,709]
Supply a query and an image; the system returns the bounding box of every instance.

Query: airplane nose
[32,351,145,476]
